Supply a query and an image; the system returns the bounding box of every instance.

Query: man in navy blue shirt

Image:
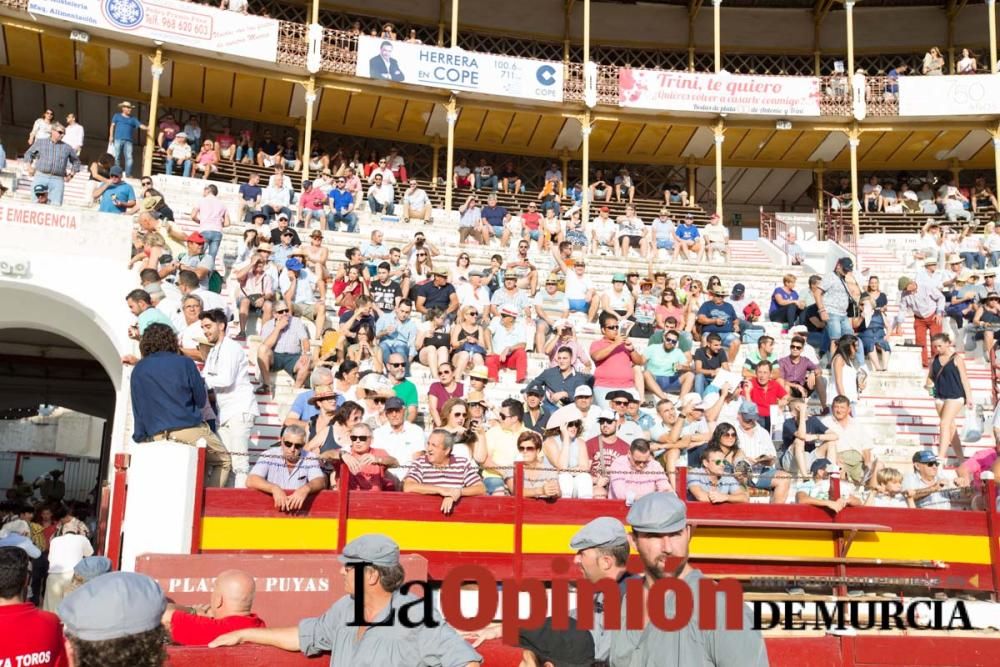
[696,286,742,362]
[481,193,511,245]
[129,323,232,486]
[238,173,263,222]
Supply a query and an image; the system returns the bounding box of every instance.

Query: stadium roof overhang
[0,15,994,179]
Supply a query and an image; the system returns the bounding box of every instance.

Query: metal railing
[0,0,922,119]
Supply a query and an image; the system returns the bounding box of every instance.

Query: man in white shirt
[372,397,427,486]
[702,213,730,262]
[63,113,84,156]
[367,172,395,215]
[457,270,491,317]
[590,207,618,255]
[368,158,396,190]
[200,309,259,487]
[44,527,93,611]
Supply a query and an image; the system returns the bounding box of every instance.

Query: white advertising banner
[898,75,1000,116]
[356,35,564,103]
[619,68,822,117]
[25,0,279,62]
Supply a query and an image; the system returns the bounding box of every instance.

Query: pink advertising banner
[619,68,822,117]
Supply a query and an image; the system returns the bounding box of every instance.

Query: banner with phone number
[26,0,279,62]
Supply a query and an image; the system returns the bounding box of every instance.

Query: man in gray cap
[609,493,768,666]
[59,571,169,666]
[210,533,482,666]
[463,517,635,665]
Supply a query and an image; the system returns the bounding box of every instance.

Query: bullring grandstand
[2,0,1000,665]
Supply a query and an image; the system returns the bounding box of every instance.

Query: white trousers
[218,412,255,488]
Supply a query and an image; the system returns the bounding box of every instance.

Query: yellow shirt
[483,424,526,480]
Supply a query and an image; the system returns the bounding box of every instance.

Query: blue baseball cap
[912,450,939,464]
[285,258,304,271]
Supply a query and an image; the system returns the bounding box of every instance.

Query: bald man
[163,569,266,645]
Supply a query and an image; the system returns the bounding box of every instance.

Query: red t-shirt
[585,437,629,476]
[349,447,394,491]
[170,610,267,646]
[215,133,235,149]
[749,379,786,417]
[0,603,68,667]
[521,211,541,231]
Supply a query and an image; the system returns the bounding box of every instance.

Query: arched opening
[0,282,124,526]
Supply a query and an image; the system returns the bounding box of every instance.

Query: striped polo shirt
[404,455,481,489]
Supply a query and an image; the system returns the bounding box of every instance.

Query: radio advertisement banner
[356,35,564,103]
[25,0,279,62]
[898,75,1000,116]
[619,68,822,117]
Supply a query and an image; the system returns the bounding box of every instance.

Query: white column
[714,125,724,217]
[712,0,722,73]
[443,98,458,216]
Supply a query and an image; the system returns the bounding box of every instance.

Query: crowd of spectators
[827,172,998,223]
[112,149,998,516]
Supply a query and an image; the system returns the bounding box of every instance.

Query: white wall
[0,410,105,458]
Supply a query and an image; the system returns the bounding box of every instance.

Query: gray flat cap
[337,534,400,567]
[626,492,687,534]
[569,517,628,551]
[74,556,113,582]
[59,571,166,641]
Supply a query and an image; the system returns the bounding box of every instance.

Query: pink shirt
[195,195,227,233]
[959,449,997,488]
[608,454,672,500]
[299,188,327,211]
[590,338,634,388]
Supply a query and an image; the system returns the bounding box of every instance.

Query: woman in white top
[600,274,634,319]
[450,252,472,284]
[333,361,361,403]
[922,47,945,75]
[541,418,592,498]
[829,335,863,410]
[28,109,54,145]
[957,48,978,74]
[683,279,706,333]
[346,323,384,374]
[235,228,261,268]
[406,250,434,300]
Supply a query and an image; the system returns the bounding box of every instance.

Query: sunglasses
[417,253,427,257]
[709,458,726,465]
[567,421,581,429]
[665,338,678,344]
[282,440,305,450]
[452,411,467,418]
[790,344,803,350]
[467,311,478,317]
[923,461,940,467]
[349,435,370,442]
[388,362,405,368]
[598,418,615,425]
[517,446,537,452]
[612,400,628,406]
[440,369,452,374]
[721,431,737,437]
[500,412,514,419]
